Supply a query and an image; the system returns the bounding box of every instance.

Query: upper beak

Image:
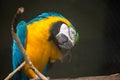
[56,33,73,49]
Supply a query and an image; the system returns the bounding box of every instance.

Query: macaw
[12,12,79,80]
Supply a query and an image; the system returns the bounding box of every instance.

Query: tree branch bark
[52,73,120,80]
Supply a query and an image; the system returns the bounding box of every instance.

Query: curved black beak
[56,33,73,49]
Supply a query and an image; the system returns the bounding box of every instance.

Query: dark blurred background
[0,0,120,79]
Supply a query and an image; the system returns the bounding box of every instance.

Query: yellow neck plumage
[23,16,71,78]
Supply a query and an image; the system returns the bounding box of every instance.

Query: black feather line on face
[49,21,71,51]
[48,21,64,41]
[48,21,73,62]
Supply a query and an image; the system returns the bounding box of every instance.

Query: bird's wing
[12,21,28,80]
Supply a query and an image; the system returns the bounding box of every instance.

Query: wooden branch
[4,7,48,80]
[52,73,120,80]
[4,61,26,80]
[11,7,48,80]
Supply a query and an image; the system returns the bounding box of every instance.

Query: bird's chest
[25,24,62,72]
[25,40,61,72]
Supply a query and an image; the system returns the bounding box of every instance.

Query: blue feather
[28,12,64,24]
[42,64,47,75]
[12,21,28,80]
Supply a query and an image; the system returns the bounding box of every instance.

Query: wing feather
[12,21,28,80]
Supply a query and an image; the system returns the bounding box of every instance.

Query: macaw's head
[47,12,79,50]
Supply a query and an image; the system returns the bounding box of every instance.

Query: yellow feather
[23,16,71,78]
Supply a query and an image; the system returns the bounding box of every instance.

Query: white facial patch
[56,23,76,46]
[69,27,76,41]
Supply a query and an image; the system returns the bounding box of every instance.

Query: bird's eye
[69,27,76,40]
[70,28,76,35]
[71,30,76,35]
